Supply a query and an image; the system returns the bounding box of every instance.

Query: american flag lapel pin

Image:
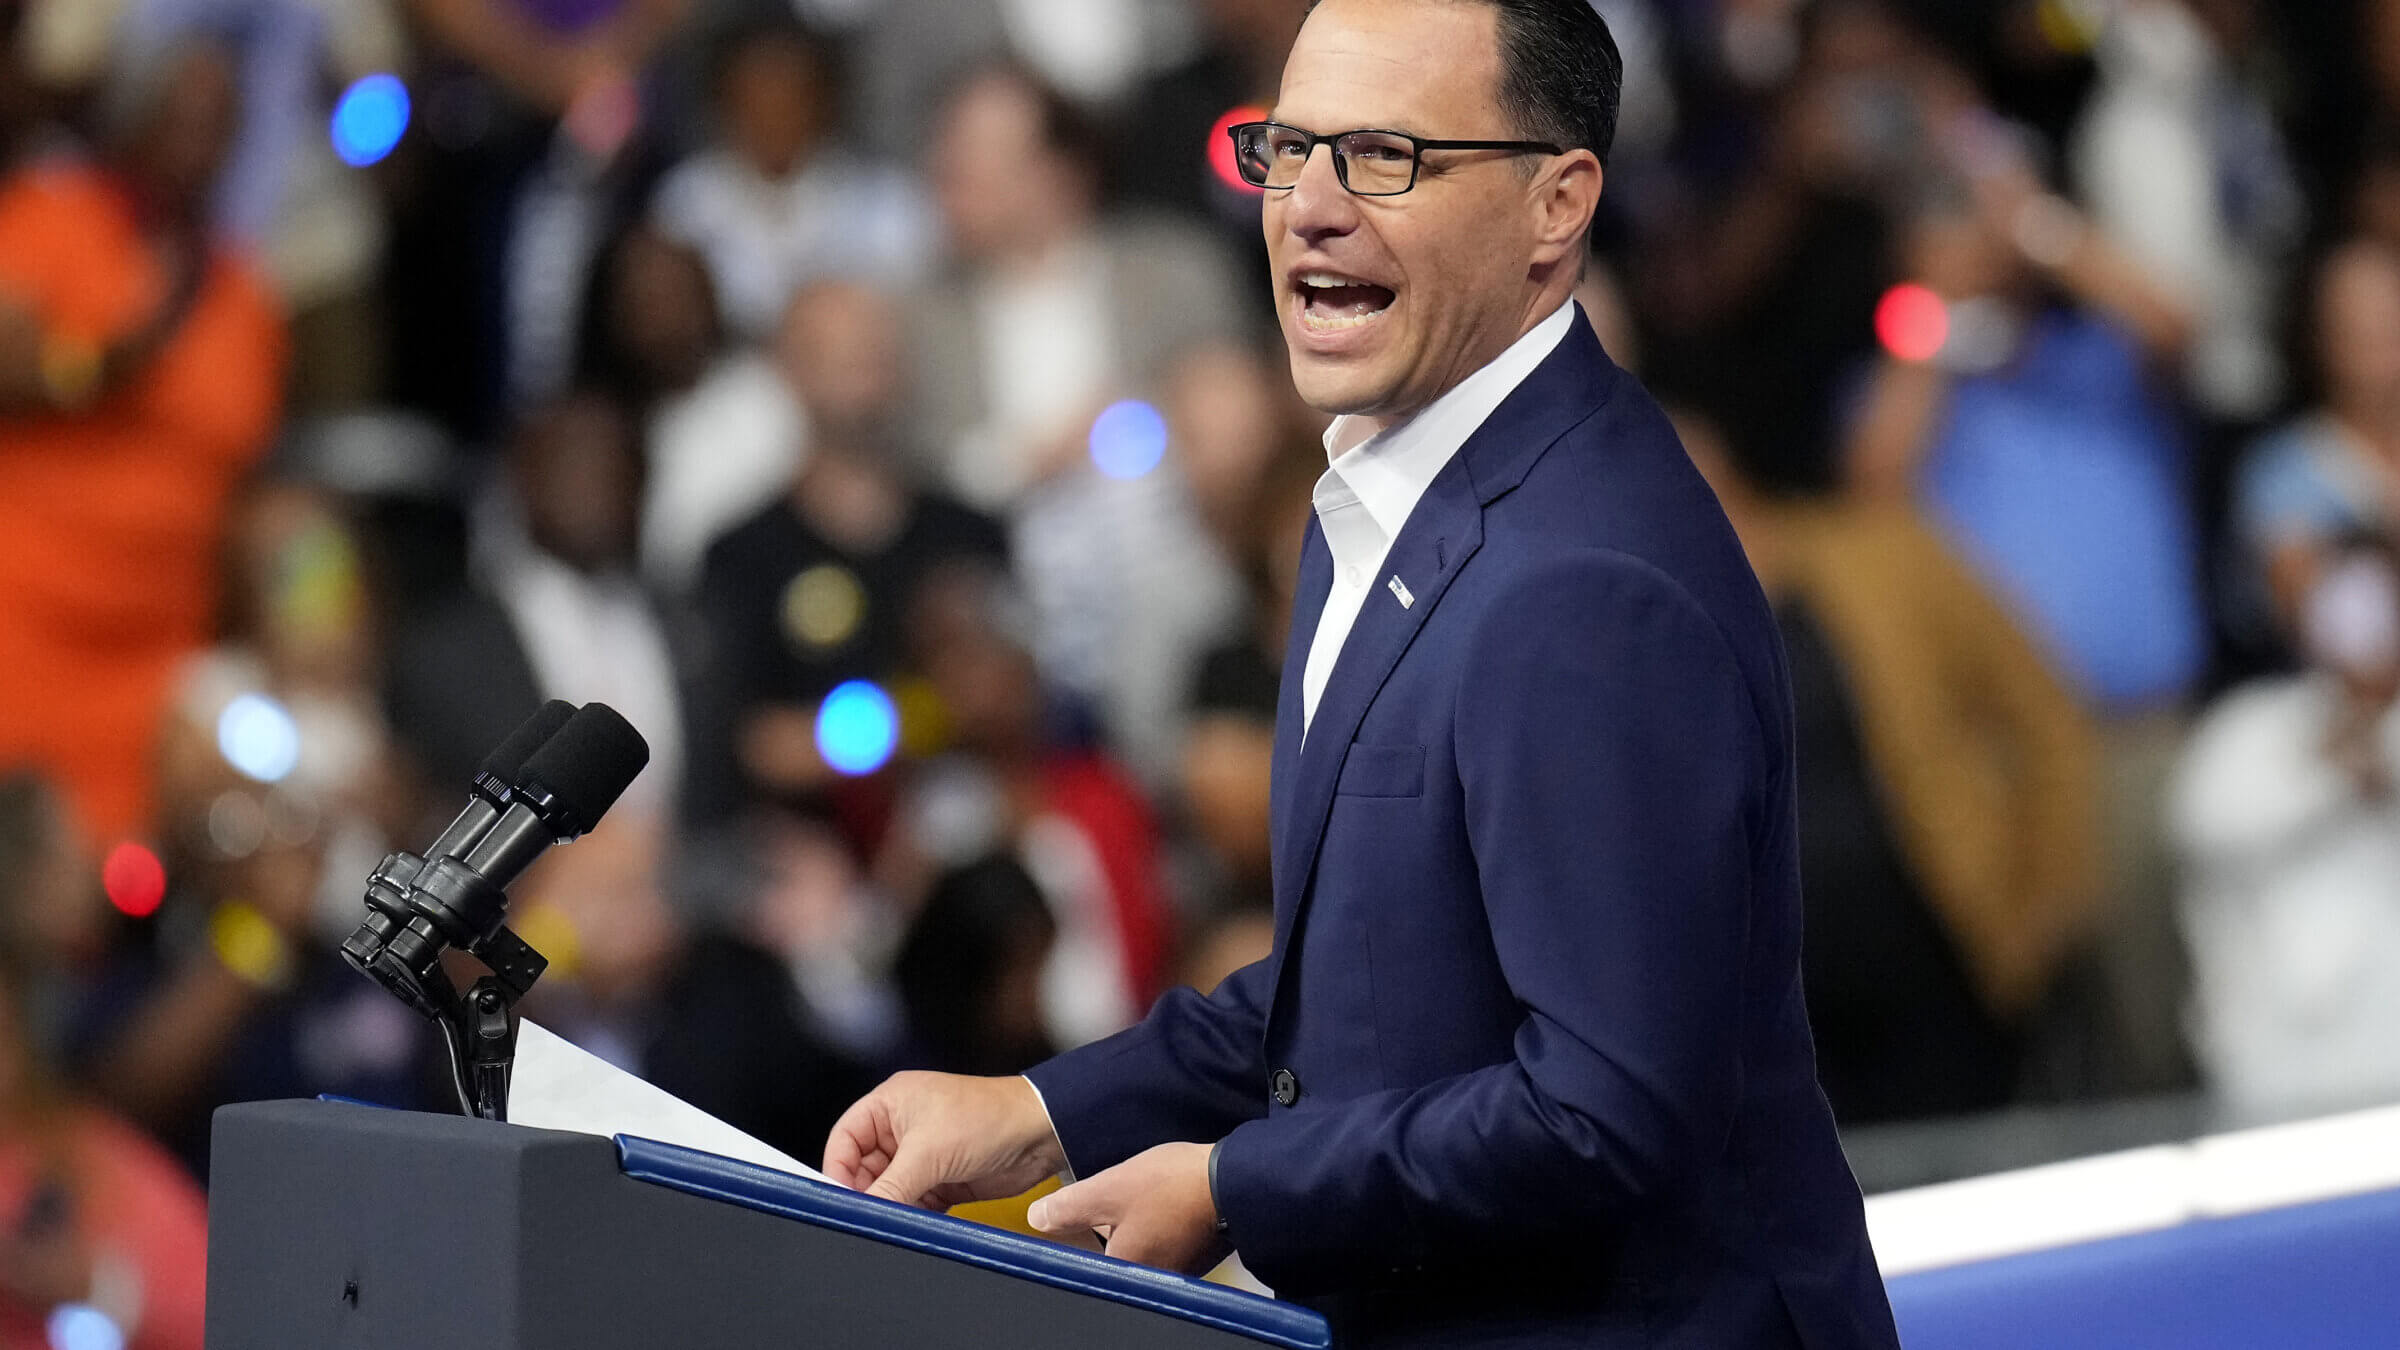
[1387,574,1414,609]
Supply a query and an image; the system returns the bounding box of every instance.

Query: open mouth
[1295,270,1398,332]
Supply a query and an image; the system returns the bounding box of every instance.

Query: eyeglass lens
[1237,126,1420,195]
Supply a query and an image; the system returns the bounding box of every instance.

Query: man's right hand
[823,1072,1067,1210]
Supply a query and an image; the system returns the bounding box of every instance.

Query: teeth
[1299,271,1377,289]
[1300,306,1387,332]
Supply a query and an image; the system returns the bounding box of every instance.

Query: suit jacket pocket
[1337,743,1425,798]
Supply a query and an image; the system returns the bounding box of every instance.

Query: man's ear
[1529,149,1603,270]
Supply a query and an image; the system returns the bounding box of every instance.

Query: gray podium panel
[206,1099,1327,1350]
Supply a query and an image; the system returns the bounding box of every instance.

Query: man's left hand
[1027,1141,1228,1275]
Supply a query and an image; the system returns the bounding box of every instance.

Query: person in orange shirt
[0,37,289,846]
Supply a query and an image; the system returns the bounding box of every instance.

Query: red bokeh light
[1209,105,1269,196]
[102,841,167,918]
[1875,283,1950,364]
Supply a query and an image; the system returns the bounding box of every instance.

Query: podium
[205,1099,1331,1349]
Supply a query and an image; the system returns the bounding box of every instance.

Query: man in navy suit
[825,1,1901,1344]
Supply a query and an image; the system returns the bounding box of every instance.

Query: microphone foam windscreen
[521,703,651,829]
[475,700,577,785]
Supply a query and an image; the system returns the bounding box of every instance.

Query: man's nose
[1280,143,1361,243]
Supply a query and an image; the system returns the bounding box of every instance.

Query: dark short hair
[1309,0,1622,166]
[705,14,837,104]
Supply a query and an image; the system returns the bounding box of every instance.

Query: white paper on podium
[509,1018,829,1183]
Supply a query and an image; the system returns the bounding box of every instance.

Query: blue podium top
[617,1135,1332,1350]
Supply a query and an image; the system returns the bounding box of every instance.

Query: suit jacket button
[1270,1068,1300,1107]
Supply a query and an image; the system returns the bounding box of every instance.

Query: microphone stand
[429,926,549,1122]
[340,701,650,1122]
[342,852,551,1122]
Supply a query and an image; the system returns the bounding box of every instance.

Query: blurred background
[5,0,2400,1340]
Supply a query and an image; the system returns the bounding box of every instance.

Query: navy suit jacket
[1025,317,1900,1349]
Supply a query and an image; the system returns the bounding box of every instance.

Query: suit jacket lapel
[1269,465,1484,962]
[1269,519,1330,882]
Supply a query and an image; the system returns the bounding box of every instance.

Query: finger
[1027,1176,1107,1234]
[864,1143,949,1209]
[822,1096,898,1190]
[821,1111,872,1188]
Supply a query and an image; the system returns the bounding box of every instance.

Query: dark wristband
[1208,1140,1231,1241]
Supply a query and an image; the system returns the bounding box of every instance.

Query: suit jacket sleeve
[1211,550,1770,1293]
[1021,954,1274,1177]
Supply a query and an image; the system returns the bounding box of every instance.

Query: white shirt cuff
[1020,1074,1074,1183]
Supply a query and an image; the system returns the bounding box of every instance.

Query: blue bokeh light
[1088,400,1169,480]
[815,680,899,777]
[217,692,302,784]
[331,74,410,167]
[48,1305,125,1350]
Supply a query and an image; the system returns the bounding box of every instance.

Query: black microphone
[432,699,580,858]
[371,703,650,1008]
[341,700,576,982]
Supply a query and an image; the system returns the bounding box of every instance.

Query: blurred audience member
[891,855,1054,1077]
[68,490,429,1164]
[396,0,687,430]
[1042,339,1283,788]
[880,568,1168,1050]
[2234,240,2400,644]
[110,0,409,408]
[0,863,206,1350]
[1687,410,2102,1123]
[689,279,1006,823]
[156,482,405,985]
[1165,341,1322,588]
[911,64,1243,511]
[733,811,904,1065]
[1638,0,1930,492]
[912,65,1248,781]
[2172,532,2400,1121]
[1179,441,1318,898]
[1845,165,2205,1092]
[513,813,873,1162]
[583,224,802,595]
[0,37,288,844]
[650,16,933,343]
[2073,0,2303,421]
[1847,176,2201,709]
[385,388,683,821]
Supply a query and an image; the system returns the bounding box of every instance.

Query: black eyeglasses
[1227,120,1563,197]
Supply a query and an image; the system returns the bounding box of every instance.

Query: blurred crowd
[5,0,2400,1338]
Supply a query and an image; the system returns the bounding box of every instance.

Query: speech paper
[509,1017,829,1183]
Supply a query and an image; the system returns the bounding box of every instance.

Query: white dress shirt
[493,552,686,822]
[1301,301,1577,734]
